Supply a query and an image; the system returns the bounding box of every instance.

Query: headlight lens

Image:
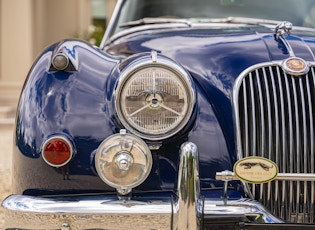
[95,130,152,195]
[116,52,195,140]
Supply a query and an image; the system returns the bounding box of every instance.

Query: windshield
[113,0,315,32]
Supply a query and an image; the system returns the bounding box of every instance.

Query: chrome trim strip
[277,35,295,57]
[256,70,265,201]
[256,69,265,159]
[243,80,249,156]
[292,74,300,216]
[203,199,283,223]
[284,71,294,219]
[100,0,125,48]
[299,76,307,216]
[262,67,272,204]
[216,171,315,182]
[276,65,287,219]
[249,74,256,158]
[269,66,279,213]
[310,68,315,222]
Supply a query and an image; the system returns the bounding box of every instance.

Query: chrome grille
[234,63,315,223]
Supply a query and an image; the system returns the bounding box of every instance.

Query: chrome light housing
[51,53,69,70]
[95,130,152,195]
[115,51,195,140]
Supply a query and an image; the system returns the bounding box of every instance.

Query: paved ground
[0,124,14,228]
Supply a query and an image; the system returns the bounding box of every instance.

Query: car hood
[107,25,315,106]
[107,24,315,167]
[107,25,315,89]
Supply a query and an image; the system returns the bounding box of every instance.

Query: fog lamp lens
[42,136,73,167]
[95,130,152,195]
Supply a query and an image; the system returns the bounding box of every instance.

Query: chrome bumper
[2,142,282,230]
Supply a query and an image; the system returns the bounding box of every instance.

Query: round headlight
[115,52,195,140]
[95,130,152,195]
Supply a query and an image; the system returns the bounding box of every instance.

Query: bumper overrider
[2,142,313,230]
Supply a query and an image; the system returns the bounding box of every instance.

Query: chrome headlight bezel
[115,52,195,141]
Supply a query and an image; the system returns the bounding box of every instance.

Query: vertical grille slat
[292,76,301,222]
[269,66,280,216]
[262,67,273,206]
[234,64,315,223]
[256,69,267,202]
[256,69,266,158]
[309,68,315,223]
[299,77,308,222]
[242,79,249,157]
[276,66,288,220]
[250,75,257,157]
[284,72,295,221]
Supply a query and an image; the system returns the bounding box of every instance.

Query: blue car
[3,0,315,229]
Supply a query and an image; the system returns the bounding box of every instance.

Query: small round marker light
[52,53,69,70]
[42,136,73,167]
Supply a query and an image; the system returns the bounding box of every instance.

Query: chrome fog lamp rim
[95,130,152,195]
[115,53,195,141]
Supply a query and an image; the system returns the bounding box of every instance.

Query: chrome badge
[234,156,278,184]
[282,57,309,76]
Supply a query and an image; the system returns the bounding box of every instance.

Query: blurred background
[0,0,116,122]
[0,1,116,227]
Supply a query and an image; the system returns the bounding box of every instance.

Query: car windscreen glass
[114,0,315,33]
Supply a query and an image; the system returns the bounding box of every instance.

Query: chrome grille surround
[233,61,315,223]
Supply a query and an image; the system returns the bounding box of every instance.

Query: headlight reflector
[116,53,195,140]
[95,130,152,195]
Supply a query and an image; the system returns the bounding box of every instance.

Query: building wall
[0,0,116,105]
[0,0,34,83]
[32,0,92,57]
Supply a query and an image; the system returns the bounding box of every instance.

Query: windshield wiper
[120,16,282,29]
[119,17,192,28]
[198,17,282,25]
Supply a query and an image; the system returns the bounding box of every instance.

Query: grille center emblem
[282,57,309,76]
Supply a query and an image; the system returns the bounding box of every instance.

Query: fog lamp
[95,130,152,195]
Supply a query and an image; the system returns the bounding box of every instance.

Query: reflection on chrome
[2,142,284,229]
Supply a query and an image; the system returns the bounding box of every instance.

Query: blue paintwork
[13,25,315,196]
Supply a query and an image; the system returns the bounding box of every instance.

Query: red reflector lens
[42,137,72,167]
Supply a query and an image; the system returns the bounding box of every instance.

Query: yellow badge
[233,156,278,184]
[286,57,306,71]
[282,57,309,76]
